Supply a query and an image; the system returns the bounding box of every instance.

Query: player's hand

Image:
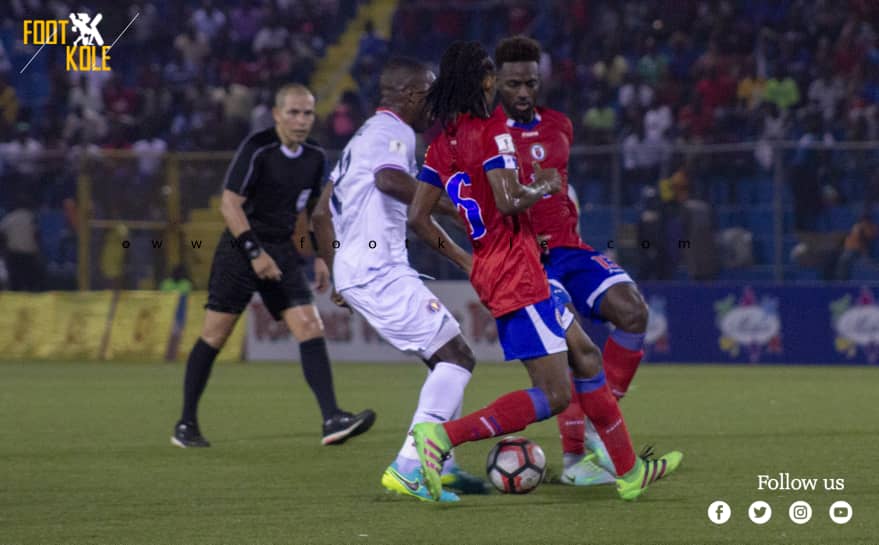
[313,257,330,293]
[252,253,282,281]
[331,288,351,312]
[533,161,561,194]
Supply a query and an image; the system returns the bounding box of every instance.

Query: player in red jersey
[494,35,653,486]
[407,41,680,502]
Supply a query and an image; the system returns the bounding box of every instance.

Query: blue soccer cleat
[381,461,460,503]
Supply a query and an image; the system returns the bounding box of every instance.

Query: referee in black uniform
[172,83,375,448]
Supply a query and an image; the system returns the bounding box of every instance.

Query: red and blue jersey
[492,105,592,252]
[418,113,550,318]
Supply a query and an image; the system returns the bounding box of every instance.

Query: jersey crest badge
[428,299,442,313]
[530,143,546,161]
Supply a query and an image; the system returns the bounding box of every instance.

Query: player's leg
[558,320,616,486]
[265,245,375,445]
[412,297,572,500]
[546,248,645,479]
[552,247,646,399]
[381,335,476,502]
[172,310,240,448]
[425,338,489,495]
[597,282,648,399]
[566,321,682,499]
[173,235,254,448]
[545,279,590,473]
[281,303,376,445]
[339,274,480,500]
[413,350,570,500]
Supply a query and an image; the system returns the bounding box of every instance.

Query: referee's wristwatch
[237,230,263,260]
[244,240,262,260]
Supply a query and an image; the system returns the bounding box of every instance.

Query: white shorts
[339,269,461,360]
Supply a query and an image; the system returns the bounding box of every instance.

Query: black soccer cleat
[171,420,211,448]
[321,409,376,445]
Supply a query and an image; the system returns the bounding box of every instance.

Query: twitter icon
[749,501,773,525]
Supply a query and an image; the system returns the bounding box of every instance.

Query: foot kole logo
[23,13,111,71]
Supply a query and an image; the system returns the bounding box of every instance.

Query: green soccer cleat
[410,422,452,501]
[441,464,491,494]
[381,462,460,503]
[616,449,683,501]
[561,452,616,486]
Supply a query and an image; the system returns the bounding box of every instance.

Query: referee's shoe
[322,409,376,446]
[171,420,210,448]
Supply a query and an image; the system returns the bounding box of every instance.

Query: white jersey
[329,109,417,290]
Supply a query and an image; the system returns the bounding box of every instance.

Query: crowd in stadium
[1,2,878,155]
[1,0,878,290]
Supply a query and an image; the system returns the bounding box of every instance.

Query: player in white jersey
[312,57,488,501]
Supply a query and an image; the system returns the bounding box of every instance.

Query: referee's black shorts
[206,230,313,321]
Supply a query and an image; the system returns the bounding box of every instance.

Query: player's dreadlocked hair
[494,35,541,68]
[426,41,494,128]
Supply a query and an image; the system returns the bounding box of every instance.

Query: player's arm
[310,181,345,305]
[221,138,281,281]
[311,181,336,277]
[375,168,461,219]
[486,161,561,216]
[304,163,330,293]
[408,182,472,275]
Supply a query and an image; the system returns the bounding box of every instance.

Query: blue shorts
[543,247,634,322]
[496,295,574,361]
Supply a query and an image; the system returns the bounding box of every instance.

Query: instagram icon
[788,501,812,524]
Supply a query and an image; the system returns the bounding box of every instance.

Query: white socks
[395,362,471,473]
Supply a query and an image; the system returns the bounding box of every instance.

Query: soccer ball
[485,436,547,494]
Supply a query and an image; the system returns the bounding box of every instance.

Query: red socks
[603,336,644,399]
[444,388,551,446]
[574,371,636,476]
[557,378,585,455]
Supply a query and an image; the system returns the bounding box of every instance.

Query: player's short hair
[495,35,541,68]
[380,56,429,91]
[274,83,313,107]
[426,41,494,127]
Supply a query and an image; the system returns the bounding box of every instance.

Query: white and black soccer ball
[485,436,547,494]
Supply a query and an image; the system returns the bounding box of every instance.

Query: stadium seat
[755,176,775,203]
[716,206,743,229]
[827,205,857,231]
[735,177,758,205]
[38,210,68,266]
[745,206,775,235]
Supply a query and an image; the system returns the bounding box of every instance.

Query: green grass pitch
[2,361,877,545]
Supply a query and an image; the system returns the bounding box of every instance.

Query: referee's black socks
[181,338,220,423]
[299,337,340,422]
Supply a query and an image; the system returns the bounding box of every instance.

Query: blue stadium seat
[709,178,731,204]
[717,206,743,229]
[751,236,773,264]
[736,177,758,205]
[755,176,775,204]
[38,210,67,266]
[745,206,775,235]
[827,205,857,231]
[581,179,608,204]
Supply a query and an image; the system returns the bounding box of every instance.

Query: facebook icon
[708,500,732,524]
